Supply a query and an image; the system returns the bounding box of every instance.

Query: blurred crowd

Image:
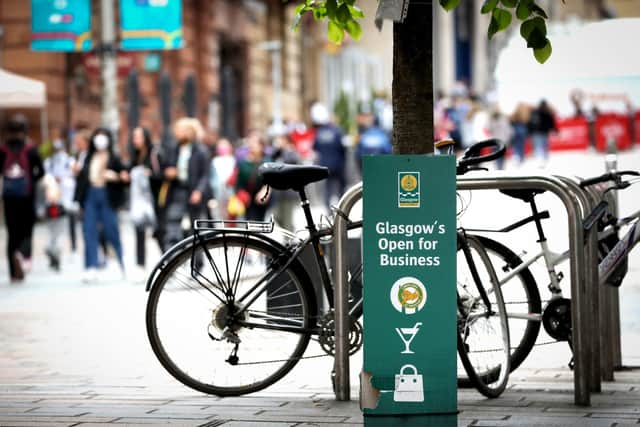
[435,83,557,168]
[1,99,393,284]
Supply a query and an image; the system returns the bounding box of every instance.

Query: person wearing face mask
[74,128,128,282]
[162,117,211,249]
[42,135,75,270]
[0,114,44,282]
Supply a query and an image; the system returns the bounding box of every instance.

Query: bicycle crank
[317,312,363,356]
[542,297,572,341]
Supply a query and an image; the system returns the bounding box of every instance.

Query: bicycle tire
[475,235,542,373]
[146,233,318,396]
[457,234,510,398]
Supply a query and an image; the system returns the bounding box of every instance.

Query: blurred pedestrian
[461,99,489,149]
[510,103,530,165]
[128,126,162,282]
[74,128,128,282]
[69,127,92,253]
[488,109,512,170]
[528,99,557,166]
[310,102,345,211]
[43,136,75,270]
[356,112,392,171]
[162,118,210,249]
[209,138,236,220]
[0,114,44,282]
[230,130,271,221]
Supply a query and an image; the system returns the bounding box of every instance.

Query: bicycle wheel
[146,233,317,396]
[457,234,510,398]
[475,235,541,373]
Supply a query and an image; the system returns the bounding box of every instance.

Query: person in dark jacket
[127,126,164,281]
[74,128,128,282]
[162,118,211,249]
[0,114,44,282]
[528,99,557,165]
[310,102,345,211]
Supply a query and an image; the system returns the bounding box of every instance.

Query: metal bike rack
[580,180,621,380]
[604,151,623,370]
[333,181,364,401]
[555,176,601,392]
[333,174,593,406]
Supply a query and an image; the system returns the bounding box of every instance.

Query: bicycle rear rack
[193,218,275,233]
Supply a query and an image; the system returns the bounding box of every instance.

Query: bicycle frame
[599,211,640,284]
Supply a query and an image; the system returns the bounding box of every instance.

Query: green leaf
[327,20,344,44]
[294,3,307,15]
[345,18,362,40]
[515,0,532,20]
[312,6,327,20]
[531,2,548,18]
[344,0,356,5]
[439,0,461,12]
[533,38,552,63]
[348,4,365,18]
[488,16,499,39]
[481,0,498,14]
[520,16,546,40]
[501,0,517,7]
[337,3,351,23]
[525,27,547,48]
[493,8,512,30]
[326,0,338,20]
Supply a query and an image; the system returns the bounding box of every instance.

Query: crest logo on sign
[398,172,420,208]
[390,277,427,314]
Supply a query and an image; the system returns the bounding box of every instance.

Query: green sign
[362,155,457,425]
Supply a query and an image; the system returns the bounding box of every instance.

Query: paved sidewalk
[1,149,639,426]
[1,364,640,426]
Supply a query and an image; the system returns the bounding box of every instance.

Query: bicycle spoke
[169,267,226,305]
[231,239,249,299]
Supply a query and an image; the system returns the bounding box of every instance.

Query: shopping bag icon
[393,364,424,402]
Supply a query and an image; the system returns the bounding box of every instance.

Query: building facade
[0,0,306,149]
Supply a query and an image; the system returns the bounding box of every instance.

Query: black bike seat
[500,189,546,202]
[259,162,329,192]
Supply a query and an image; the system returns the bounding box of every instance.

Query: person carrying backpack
[0,115,44,282]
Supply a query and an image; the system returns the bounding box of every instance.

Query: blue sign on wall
[120,0,183,50]
[31,0,92,52]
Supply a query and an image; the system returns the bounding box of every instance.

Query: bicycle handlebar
[457,139,506,175]
[579,170,640,188]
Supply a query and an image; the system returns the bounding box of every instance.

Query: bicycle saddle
[500,189,546,202]
[259,162,329,192]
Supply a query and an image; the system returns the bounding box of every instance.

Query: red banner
[549,116,590,151]
[595,113,632,151]
[634,111,640,145]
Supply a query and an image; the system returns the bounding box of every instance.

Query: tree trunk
[392,1,434,154]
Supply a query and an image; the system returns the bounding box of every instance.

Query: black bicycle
[144,140,511,398]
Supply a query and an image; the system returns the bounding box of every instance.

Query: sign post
[361,155,457,426]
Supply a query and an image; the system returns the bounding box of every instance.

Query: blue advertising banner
[120,0,183,50]
[31,0,92,52]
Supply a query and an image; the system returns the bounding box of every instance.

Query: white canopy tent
[494,18,640,117]
[0,68,48,143]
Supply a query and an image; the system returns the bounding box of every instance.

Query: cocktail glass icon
[396,322,422,354]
